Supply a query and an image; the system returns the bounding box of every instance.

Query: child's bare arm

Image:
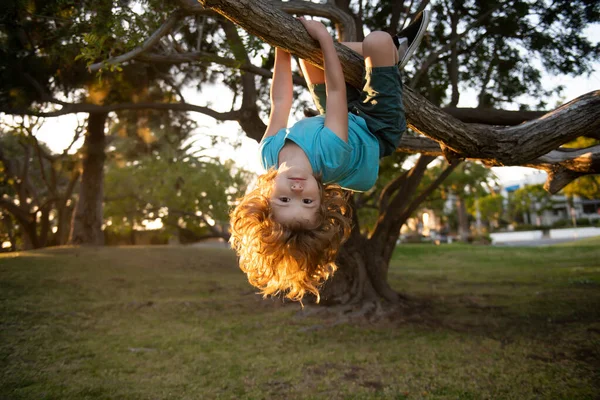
[262,48,293,141]
[299,18,348,142]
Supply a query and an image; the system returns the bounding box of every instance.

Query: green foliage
[355,151,410,232]
[0,0,186,111]
[420,160,498,213]
[563,175,600,200]
[551,217,600,229]
[104,145,250,238]
[0,124,78,248]
[0,129,60,201]
[473,192,504,227]
[507,183,554,224]
[365,0,599,108]
[562,137,600,200]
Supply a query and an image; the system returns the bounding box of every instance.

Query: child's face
[270,167,321,228]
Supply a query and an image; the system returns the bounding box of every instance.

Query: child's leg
[299,59,325,86]
[361,31,398,67]
[299,56,362,115]
[342,33,398,67]
[299,59,327,115]
[346,31,406,158]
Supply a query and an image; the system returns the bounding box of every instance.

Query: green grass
[1,243,599,399]
[552,235,600,247]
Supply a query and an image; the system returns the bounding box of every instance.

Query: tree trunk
[320,158,454,306]
[39,206,50,247]
[55,205,72,245]
[56,170,80,246]
[318,228,402,303]
[69,112,107,246]
[456,195,470,242]
[320,227,412,306]
[20,218,38,250]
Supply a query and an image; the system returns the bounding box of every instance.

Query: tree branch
[0,198,32,225]
[378,170,410,213]
[441,107,546,125]
[1,101,240,120]
[397,136,600,193]
[410,3,501,88]
[137,52,307,86]
[275,0,357,42]
[88,12,184,72]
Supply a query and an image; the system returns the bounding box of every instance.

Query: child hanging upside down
[229,12,430,303]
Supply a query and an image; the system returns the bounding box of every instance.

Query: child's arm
[262,48,293,141]
[299,18,348,142]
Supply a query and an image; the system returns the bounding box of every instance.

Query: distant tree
[474,193,504,230]
[561,137,600,200]
[104,143,250,243]
[423,161,496,241]
[508,184,554,225]
[0,119,80,249]
[0,0,204,245]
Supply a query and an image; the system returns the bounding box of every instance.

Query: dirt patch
[306,362,338,377]
[360,380,384,390]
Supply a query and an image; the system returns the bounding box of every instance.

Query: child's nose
[290,183,303,192]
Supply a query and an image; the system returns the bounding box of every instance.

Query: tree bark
[320,157,449,305]
[69,112,107,245]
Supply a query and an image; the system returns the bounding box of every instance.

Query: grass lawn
[1,239,599,399]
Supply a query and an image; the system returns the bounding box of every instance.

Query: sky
[30,26,600,187]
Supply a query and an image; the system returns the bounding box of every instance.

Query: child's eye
[303,199,313,204]
[279,197,290,202]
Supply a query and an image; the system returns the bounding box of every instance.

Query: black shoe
[395,9,430,69]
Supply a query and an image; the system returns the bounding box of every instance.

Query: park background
[1,0,600,398]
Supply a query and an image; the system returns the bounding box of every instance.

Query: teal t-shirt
[259,114,380,192]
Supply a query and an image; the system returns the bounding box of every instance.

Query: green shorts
[308,66,406,158]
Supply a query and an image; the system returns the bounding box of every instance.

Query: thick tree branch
[179,0,356,40]
[370,155,436,244]
[137,52,307,86]
[275,0,357,42]
[221,20,266,140]
[397,136,600,193]
[442,107,545,125]
[199,0,365,86]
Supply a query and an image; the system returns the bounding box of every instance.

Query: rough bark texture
[68,112,107,245]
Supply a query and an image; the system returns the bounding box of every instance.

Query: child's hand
[298,17,330,41]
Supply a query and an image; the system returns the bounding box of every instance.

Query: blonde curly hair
[229,168,352,303]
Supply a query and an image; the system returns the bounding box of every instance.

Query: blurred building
[501,171,600,226]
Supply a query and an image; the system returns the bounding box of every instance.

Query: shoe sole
[398,9,431,69]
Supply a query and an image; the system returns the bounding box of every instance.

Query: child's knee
[363,31,395,50]
[363,32,396,66]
